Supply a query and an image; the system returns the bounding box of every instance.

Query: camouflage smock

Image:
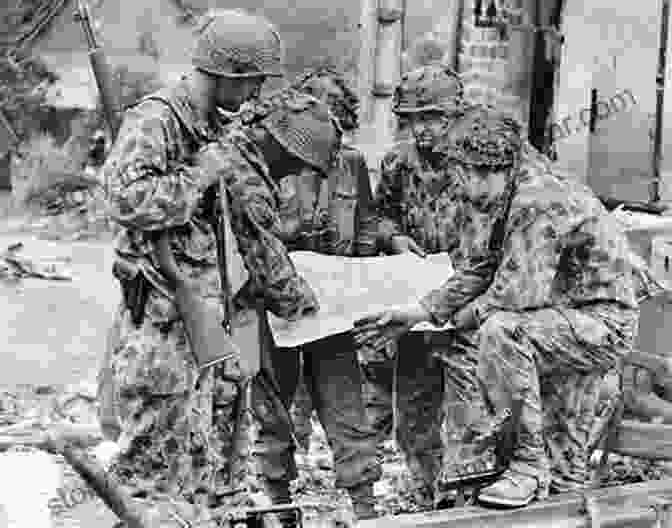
[102,79,317,504]
[419,142,638,325]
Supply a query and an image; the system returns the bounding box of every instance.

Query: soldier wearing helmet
[356,100,641,509]
[98,12,341,523]
[354,63,475,510]
[190,8,284,111]
[254,68,382,523]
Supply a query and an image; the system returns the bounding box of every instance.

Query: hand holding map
[266,251,455,348]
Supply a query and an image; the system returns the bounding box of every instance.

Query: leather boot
[347,482,378,520]
[477,469,540,508]
[263,479,299,527]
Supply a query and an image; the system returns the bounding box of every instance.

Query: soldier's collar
[229,127,280,198]
[177,78,219,141]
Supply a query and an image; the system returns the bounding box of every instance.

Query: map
[267,251,455,348]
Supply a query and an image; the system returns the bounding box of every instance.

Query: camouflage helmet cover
[291,67,360,132]
[240,89,342,173]
[191,9,284,78]
[437,103,524,169]
[393,63,465,115]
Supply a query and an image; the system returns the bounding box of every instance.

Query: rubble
[0,382,671,527]
[1,241,72,282]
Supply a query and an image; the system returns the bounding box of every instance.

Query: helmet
[393,63,464,115]
[191,9,284,78]
[255,89,342,173]
[291,67,359,131]
[437,104,523,169]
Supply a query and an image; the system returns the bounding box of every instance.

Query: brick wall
[456,0,532,128]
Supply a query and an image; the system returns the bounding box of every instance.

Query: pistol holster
[112,259,150,327]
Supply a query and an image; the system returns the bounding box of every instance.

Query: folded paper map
[611,209,672,234]
[267,251,455,348]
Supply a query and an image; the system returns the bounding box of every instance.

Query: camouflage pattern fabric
[365,104,640,498]
[475,304,637,492]
[102,79,318,505]
[417,120,638,492]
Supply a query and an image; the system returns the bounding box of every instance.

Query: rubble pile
[0,382,672,527]
[0,242,72,283]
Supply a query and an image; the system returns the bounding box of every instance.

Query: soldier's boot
[477,432,548,508]
[264,478,299,528]
[346,482,378,520]
[477,469,540,508]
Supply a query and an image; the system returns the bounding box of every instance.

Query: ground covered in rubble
[1,216,671,527]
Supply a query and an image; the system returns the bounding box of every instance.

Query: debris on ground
[1,242,73,282]
[1,382,672,527]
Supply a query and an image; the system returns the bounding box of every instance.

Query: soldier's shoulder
[514,149,603,218]
[126,82,196,129]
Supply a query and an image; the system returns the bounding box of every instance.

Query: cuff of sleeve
[266,278,320,321]
[376,220,402,253]
[418,292,453,327]
[469,296,494,327]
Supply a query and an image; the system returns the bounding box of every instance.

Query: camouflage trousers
[100,302,249,506]
[254,332,382,490]
[360,303,637,497]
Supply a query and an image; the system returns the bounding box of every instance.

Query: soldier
[254,67,382,524]
[97,7,283,441]
[283,66,374,451]
[353,63,465,509]
[354,101,639,508]
[100,10,342,523]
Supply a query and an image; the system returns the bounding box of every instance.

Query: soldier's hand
[452,303,479,331]
[389,235,427,258]
[154,232,190,289]
[196,141,227,189]
[352,304,430,351]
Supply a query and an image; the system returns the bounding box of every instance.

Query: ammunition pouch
[112,259,150,327]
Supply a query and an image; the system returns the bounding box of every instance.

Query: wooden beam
[612,419,672,460]
[359,478,672,527]
[627,349,672,374]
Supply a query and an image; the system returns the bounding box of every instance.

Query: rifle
[74,0,121,141]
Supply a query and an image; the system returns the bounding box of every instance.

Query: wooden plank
[0,422,102,452]
[360,478,672,527]
[627,348,672,374]
[624,390,672,424]
[613,418,672,460]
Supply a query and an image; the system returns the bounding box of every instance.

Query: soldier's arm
[214,137,319,321]
[421,202,566,326]
[341,146,378,257]
[363,150,406,254]
[104,101,206,231]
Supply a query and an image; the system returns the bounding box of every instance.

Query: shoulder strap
[140,91,201,146]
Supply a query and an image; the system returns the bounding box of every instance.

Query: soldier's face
[409,111,445,149]
[215,76,266,111]
[462,167,510,206]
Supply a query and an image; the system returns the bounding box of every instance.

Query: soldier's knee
[477,312,523,352]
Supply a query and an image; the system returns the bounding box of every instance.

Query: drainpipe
[651,0,670,203]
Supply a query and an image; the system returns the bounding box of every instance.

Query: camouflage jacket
[277,143,377,257]
[419,144,638,326]
[104,79,317,322]
[360,139,464,258]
